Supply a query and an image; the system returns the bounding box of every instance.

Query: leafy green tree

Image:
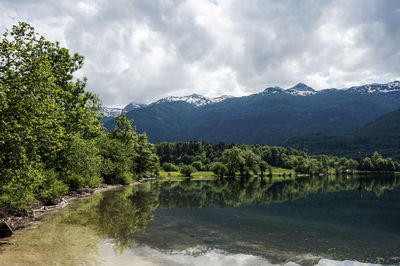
[180,165,196,177]
[162,162,179,172]
[222,147,245,176]
[210,162,228,178]
[360,157,374,171]
[36,169,68,205]
[259,161,270,177]
[97,135,133,184]
[345,159,359,174]
[132,133,160,178]
[0,23,68,211]
[241,150,260,176]
[61,134,103,189]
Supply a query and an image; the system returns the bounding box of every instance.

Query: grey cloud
[1,0,400,107]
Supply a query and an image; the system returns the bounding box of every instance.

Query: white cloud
[1,0,400,107]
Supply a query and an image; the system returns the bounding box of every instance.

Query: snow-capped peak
[122,102,147,113]
[347,81,400,94]
[285,83,316,96]
[213,95,234,103]
[153,94,232,107]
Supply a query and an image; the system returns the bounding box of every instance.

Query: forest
[156,141,400,177]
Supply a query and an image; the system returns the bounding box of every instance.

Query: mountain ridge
[102,81,400,147]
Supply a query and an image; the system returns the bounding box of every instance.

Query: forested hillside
[104,83,400,145]
[285,109,400,160]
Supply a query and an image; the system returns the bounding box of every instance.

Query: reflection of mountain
[157,175,400,209]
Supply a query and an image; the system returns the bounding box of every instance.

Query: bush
[0,167,41,212]
[37,169,68,204]
[115,172,134,185]
[162,162,179,172]
[180,165,197,177]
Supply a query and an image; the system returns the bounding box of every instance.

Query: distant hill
[284,109,400,160]
[103,81,400,146]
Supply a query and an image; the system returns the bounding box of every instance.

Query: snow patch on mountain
[101,107,123,117]
[261,83,316,96]
[286,83,317,96]
[261,86,285,95]
[346,81,400,94]
[153,94,233,107]
[122,102,147,113]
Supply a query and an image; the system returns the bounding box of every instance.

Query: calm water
[1,175,400,265]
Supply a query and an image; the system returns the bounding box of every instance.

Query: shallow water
[1,175,399,265]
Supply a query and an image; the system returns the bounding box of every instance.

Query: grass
[158,167,296,180]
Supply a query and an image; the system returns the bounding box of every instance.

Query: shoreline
[0,181,142,239]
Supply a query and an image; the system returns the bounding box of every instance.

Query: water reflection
[158,175,400,209]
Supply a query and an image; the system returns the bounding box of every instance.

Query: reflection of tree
[158,175,400,209]
[1,184,161,264]
[94,183,159,249]
[64,183,160,249]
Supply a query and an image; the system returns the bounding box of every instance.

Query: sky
[1,0,400,107]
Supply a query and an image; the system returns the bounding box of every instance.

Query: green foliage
[0,167,41,212]
[155,141,400,177]
[210,162,228,178]
[180,165,197,177]
[102,115,160,182]
[191,161,203,171]
[132,133,160,178]
[222,147,245,176]
[0,23,161,213]
[37,169,68,204]
[98,135,132,184]
[61,134,102,189]
[162,162,179,172]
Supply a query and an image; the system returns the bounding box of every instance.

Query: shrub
[37,169,68,204]
[162,162,179,172]
[180,165,197,177]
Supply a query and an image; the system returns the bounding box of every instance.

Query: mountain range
[102,81,400,157]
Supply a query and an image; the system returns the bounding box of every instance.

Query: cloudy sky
[1,0,400,107]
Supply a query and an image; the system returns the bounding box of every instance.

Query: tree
[0,23,68,211]
[132,133,160,178]
[210,162,228,179]
[222,147,245,176]
[241,150,260,176]
[259,161,270,177]
[345,159,359,174]
[180,165,196,177]
[162,162,179,172]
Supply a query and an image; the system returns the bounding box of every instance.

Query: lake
[1,175,399,265]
